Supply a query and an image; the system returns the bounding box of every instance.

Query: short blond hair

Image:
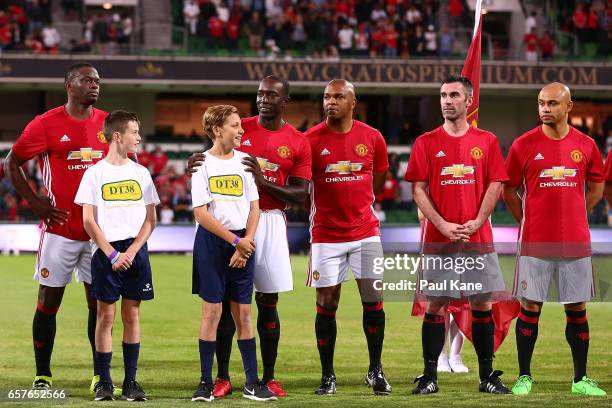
[202,105,239,140]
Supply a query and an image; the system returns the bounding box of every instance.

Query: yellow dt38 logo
[209,175,243,196]
[102,180,142,201]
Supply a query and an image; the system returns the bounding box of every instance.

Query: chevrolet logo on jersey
[209,175,243,196]
[67,148,104,162]
[539,166,577,180]
[102,180,143,201]
[257,157,280,172]
[325,161,363,174]
[440,164,475,177]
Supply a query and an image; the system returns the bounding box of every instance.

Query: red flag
[460,3,482,127]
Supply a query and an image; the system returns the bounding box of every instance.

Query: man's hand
[462,218,485,236]
[186,152,206,174]
[242,155,265,185]
[436,221,471,242]
[32,195,70,225]
[236,237,255,258]
[229,251,247,268]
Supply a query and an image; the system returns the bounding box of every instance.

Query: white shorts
[34,231,92,287]
[307,236,383,288]
[513,256,594,303]
[253,209,293,293]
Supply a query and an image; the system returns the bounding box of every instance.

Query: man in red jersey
[306,79,391,396]
[188,76,311,398]
[504,83,607,396]
[405,75,511,395]
[4,62,109,392]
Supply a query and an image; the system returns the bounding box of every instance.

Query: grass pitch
[0,254,610,407]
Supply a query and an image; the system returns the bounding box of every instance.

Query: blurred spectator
[120,13,133,45]
[524,27,538,61]
[539,30,555,60]
[92,13,109,53]
[159,204,175,224]
[370,21,384,57]
[292,14,306,49]
[405,4,422,28]
[572,3,588,41]
[410,25,425,56]
[184,0,200,35]
[41,23,60,52]
[245,11,265,52]
[172,184,193,222]
[371,2,387,23]
[337,22,353,55]
[354,22,369,56]
[208,15,224,48]
[449,0,463,28]
[439,25,453,57]
[378,172,400,210]
[217,0,230,23]
[383,20,398,58]
[226,16,240,50]
[150,146,169,177]
[525,10,537,34]
[399,180,413,210]
[424,24,437,57]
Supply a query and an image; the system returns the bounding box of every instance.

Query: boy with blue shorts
[75,110,159,401]
[190,105,275,402]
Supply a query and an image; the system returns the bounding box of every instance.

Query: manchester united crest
[40,268,50,278]
[470,146,483,159]
[313,271,320,281]
[277,146,292,159]
[570,149,583,163]
[97,130,107,144]
[355,143,368,157]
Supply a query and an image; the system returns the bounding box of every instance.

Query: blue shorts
[192,226,254,304]
[91,239,154,303]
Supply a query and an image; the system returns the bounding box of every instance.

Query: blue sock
[238,338,258,385]
[122,342,140,385]
[96,351,113,384]
[199,339,216,384]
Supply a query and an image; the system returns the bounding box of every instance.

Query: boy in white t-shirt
[190,105,275,402]
[74,110,159,401]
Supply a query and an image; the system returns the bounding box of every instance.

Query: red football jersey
[404,126,508,244]
[238,116,312,211]
[505,126,604,256]
[605,149,612,182]
[306,120,389,243]
[11,106,108,241]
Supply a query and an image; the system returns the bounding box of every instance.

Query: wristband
[109,251,121,265]
[107,250,118,262]
[232,236,241,247]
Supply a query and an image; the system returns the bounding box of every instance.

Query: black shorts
[192,226,255,304]
[91,239,154,303]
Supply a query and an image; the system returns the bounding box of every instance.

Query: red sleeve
[504,141,524,187]
[11,117,47,161]
[404,137,428,181]
[605,150,612,182]
[487,136,509,183]
[373,131,389,173]
[586,141,605,183]
[289,136,312,180]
